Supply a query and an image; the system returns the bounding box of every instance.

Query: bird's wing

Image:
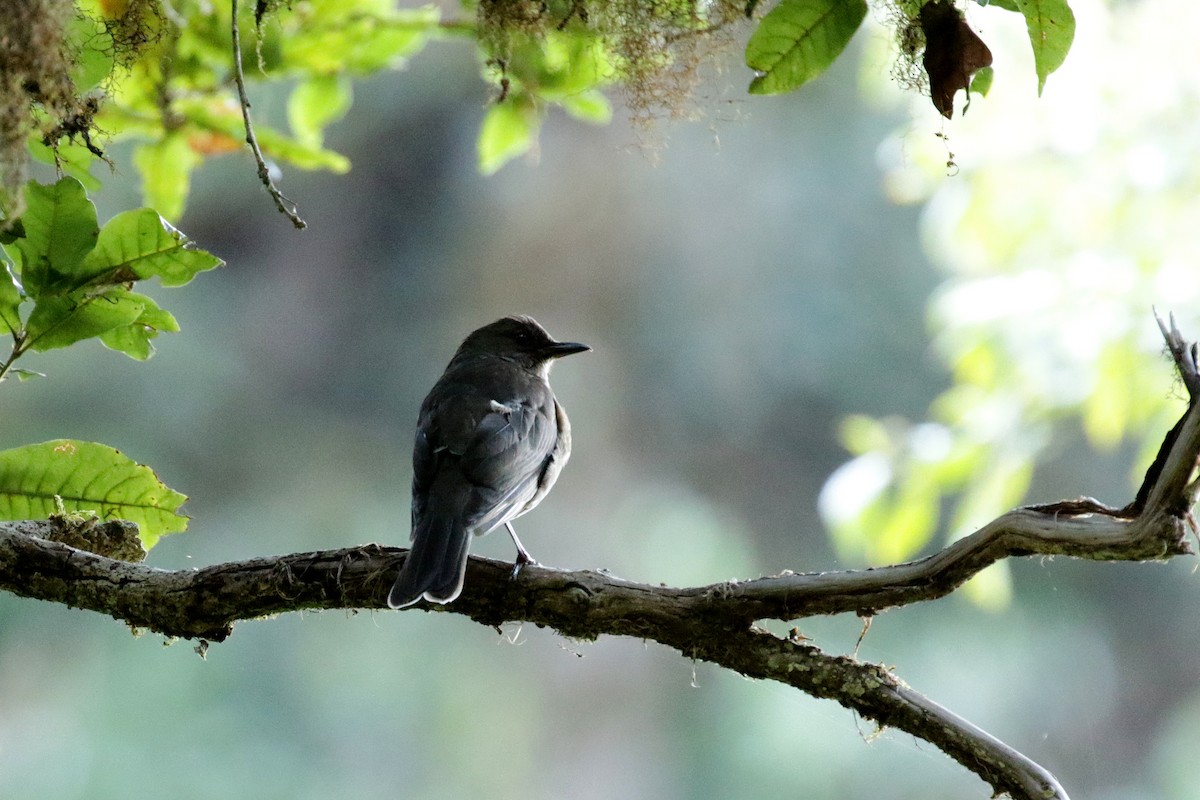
[414,380,558,535]
[460,393,558,533]
[409,425,435,535]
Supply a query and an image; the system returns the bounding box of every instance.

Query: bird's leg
[505,522,539,578]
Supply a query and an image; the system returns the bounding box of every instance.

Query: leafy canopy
[0,0,1076,227]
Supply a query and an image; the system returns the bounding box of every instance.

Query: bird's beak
[545,341,591,359]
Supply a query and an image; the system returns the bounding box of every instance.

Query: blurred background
[3,0,1200,797]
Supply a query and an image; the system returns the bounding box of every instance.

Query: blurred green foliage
[818,0,1199,608]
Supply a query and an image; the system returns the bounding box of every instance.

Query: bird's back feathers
[386,355,568,608]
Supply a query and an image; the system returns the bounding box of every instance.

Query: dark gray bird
[387,316,590,608]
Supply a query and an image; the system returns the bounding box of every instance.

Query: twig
[230,0,306,229]
[0,333,27,383]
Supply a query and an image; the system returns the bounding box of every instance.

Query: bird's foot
[510,549,540,579]
[505,522,539,579]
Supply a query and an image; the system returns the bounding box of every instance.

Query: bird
[387,315,590,609]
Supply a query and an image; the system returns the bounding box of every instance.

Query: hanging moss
[475,0,745,126]
[0,0,164,220]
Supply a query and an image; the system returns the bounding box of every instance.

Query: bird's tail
[387,512,472,609]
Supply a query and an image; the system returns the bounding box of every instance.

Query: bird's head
[453,315,590,372]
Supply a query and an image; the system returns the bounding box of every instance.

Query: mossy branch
[2,315,1198,800]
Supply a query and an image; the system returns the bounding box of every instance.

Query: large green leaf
[25,289,146,352]
[0,439,188,549]
[1015,0,1075,94]
[80,208,224,288]
[745,0,867,95]
[11,178,100,295]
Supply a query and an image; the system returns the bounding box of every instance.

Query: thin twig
[0,333,27,383]
[230,0,306,229]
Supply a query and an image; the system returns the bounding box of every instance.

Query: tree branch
[3,314,1198,799]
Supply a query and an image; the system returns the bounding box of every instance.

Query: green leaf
[0,261,21,335]
[969,65,994,97]
[177,102,351,173]
[279,4,441,73]
[12,178,100,295]
[478,101,539,175]
[559,90,613,123]
[535,34,612,97]
[26,288,146,352]
[133,136,202,223]
[0,439,188,548]
[27,139,103,191]
[99,292,180,360]
[81,208,224,288]
[1015,0,1075,94]
[253,125,352,173]
[0,219,23,245]
[0,218,13,241]
[745,0,867,95]
[67,14,116,91]
[288,74,353,147]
